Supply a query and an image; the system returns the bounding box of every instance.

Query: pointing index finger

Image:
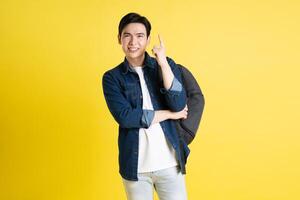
[158,34,164,47]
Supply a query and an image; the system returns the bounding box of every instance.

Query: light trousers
[122,166,188,200]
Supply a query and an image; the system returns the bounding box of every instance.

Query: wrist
[166,110,174,120]
[158,58,168,67]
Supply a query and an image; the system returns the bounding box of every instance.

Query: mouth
[128,47,139,53]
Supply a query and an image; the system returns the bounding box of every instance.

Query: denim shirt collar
[122,51,156,74]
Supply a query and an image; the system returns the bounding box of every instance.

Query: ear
[147,35,151,46]
[118,35,121,44]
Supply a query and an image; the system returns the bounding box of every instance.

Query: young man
[102,12,190,200]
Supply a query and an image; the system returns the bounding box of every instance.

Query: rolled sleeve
[141,109,155,128]
[160,77,182,94]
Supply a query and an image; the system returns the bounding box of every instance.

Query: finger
[158,34,164,48]
[151,49,157,56]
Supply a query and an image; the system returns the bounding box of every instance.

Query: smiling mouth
[128,47,139,52]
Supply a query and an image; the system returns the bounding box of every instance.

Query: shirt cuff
[141,109,155,128]
[160,77,183,94]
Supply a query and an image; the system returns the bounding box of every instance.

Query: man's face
[118,23,150,61]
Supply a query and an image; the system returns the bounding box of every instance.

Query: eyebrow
[123,32,145,36]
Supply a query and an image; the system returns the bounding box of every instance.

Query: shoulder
[102,63,126,89]
[166,56,176,64]
[103,62,124,79]
[166,56,178,70]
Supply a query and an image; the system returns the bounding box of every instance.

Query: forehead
[121,23,146,34]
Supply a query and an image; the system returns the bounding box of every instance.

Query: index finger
[158,34,164,47]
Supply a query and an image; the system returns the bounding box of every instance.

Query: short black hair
[118,12,151,38]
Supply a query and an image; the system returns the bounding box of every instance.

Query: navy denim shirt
[102,51,190,181]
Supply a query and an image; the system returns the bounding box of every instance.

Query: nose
[129,36,137,45]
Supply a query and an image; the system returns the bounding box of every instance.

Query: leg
[153,166,188,200]
[122,172,154,200]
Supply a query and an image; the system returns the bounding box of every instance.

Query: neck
[126,53,145,67]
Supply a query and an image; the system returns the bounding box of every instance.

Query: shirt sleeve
[102,71,154,129]
[160,77,182,93]
[159,57,187,112]
[141,109,155,127]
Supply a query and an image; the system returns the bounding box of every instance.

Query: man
[102,12,190,200]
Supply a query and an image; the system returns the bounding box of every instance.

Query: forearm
[151,110,172,125]
[159,60,175,90]
[159,58,187,112]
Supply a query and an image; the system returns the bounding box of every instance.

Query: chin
[126,51,144,59]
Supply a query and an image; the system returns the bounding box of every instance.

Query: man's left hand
[152,34,168,67]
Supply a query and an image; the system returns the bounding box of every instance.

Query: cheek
[121,38,129,45]
[139,40,148,47]
[121,40,129,49]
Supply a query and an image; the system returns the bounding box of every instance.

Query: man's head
[118,13,152,63]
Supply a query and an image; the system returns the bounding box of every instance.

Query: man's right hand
[170,105,188,120]
[151,105,188,125]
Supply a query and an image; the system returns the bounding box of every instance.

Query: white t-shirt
[133,66,178,173]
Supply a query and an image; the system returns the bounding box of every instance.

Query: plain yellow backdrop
[1,0,300,199]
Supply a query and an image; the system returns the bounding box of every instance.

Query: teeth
[129,48,138,51]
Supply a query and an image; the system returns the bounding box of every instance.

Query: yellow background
[1,0,300,199]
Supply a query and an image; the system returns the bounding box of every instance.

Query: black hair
[118,12,151,38]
